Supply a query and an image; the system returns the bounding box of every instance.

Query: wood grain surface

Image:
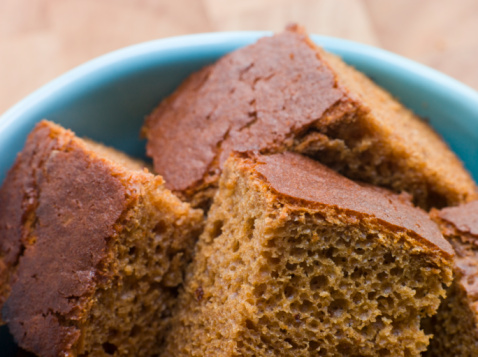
[1,0,477,114]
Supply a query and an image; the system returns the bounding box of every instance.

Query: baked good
[162,151,454,356]
[425,201,478,356]
[142,25,477,210]
[0,120,204,356]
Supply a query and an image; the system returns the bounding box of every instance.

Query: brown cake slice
[163,151,454,356]
[425,201,478,356]
[0,120,204,356]
[142,25,477,210]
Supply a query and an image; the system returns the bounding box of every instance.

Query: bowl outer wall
[0,31,477,185]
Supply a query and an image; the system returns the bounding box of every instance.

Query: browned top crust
[143,26,345,197]
[436,201,478,237]
[239,151,454,257]
[0,121,130,355]
[0,121,74,316]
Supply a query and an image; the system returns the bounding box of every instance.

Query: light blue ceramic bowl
[1,32,477,185]
[1,32,478,352]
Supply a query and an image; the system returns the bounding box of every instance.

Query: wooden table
[1,0,477,114]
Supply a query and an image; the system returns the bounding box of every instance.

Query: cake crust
[3,133,128,355]
[144,26,345,207]
[436,200,478,236]
[0,122,129,354]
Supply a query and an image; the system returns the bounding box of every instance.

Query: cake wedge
[143,25,477,210]
[0,120,204,356]
[162,151,454,356]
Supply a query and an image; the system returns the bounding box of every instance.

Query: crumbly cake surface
[143,25,476,210]
[0,120,204,356]
[425,201,478,356]
[163,152,453,357]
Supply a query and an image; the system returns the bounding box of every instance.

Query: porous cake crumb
[163,151,453,356]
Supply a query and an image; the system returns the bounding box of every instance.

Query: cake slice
[163,151,454,356]
[142,25,476,210]
[425,201,478,356]
[0,120,204,356]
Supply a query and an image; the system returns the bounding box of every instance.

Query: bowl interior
[0,32,477,186]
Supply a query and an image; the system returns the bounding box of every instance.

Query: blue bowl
[1,32,478,187]
[1,31,478,351]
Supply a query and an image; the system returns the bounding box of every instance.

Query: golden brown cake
[425,201,478,356]
[143,25,476,210]
[162,151,454,356]
[0,120,204,356]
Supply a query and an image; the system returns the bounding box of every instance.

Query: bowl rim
[1,31,478,133]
